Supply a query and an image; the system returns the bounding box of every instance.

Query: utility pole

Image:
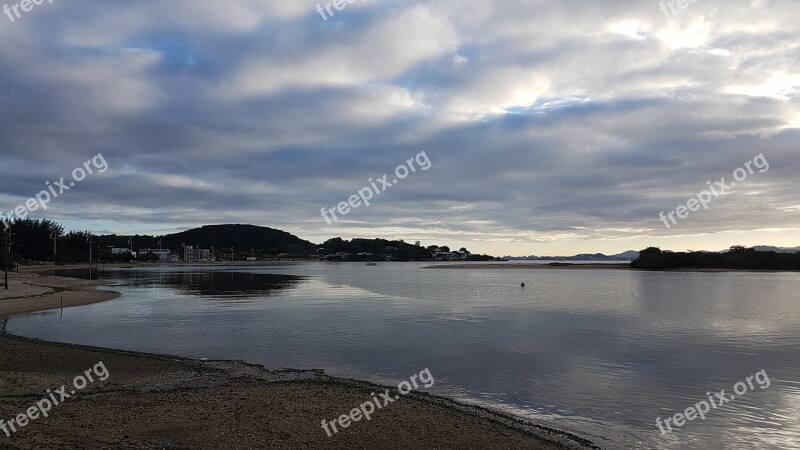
[3,226,9,290]
[15,242,21,273]
[50,230,58,257]
[231,247,234,262]
[88,233,93,279]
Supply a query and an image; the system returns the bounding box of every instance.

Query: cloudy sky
[0,0,798,256]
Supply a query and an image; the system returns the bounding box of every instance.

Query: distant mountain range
[752,246,800,253]
[504,250,639,261]
[505,246,800,261]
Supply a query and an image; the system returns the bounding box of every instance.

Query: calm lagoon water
[7,263,800,449]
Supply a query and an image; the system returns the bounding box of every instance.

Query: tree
[3,219,63,262]
[631,247,667,269]
[138,252,160,263]
[631,246,800,270]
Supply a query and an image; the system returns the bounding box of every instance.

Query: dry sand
[0,270,597,449]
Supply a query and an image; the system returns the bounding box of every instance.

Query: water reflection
[54,268,305,299]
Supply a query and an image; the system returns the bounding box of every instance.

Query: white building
[139,248,171,262]
[184,246,212,262]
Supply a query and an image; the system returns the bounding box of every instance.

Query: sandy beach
[0,271,120,319]
[0,269,596,449]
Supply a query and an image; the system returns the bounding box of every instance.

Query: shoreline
[426,263,632,270]
[0,271,121,319]
[0,270,597,449]
[16,260,796,274]
[425,262,800,272]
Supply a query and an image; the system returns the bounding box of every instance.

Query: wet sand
[0,271,120,318]
[0,270,597,449]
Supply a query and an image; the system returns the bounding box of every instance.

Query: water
[7,263,800,449]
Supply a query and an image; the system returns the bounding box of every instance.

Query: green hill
[158,224,315,255]
[4,220,316,262]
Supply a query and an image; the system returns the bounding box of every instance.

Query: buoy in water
[521,282,526,287]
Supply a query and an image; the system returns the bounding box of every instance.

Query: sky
[0,0,798,256]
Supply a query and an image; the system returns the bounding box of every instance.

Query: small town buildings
[184,246,211,262]
[139,248,171,262]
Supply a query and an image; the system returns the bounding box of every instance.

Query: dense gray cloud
[0,0,798,255]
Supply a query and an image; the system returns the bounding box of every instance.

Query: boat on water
[366,262,378,266]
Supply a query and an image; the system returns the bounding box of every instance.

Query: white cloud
[216,5,458,99]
